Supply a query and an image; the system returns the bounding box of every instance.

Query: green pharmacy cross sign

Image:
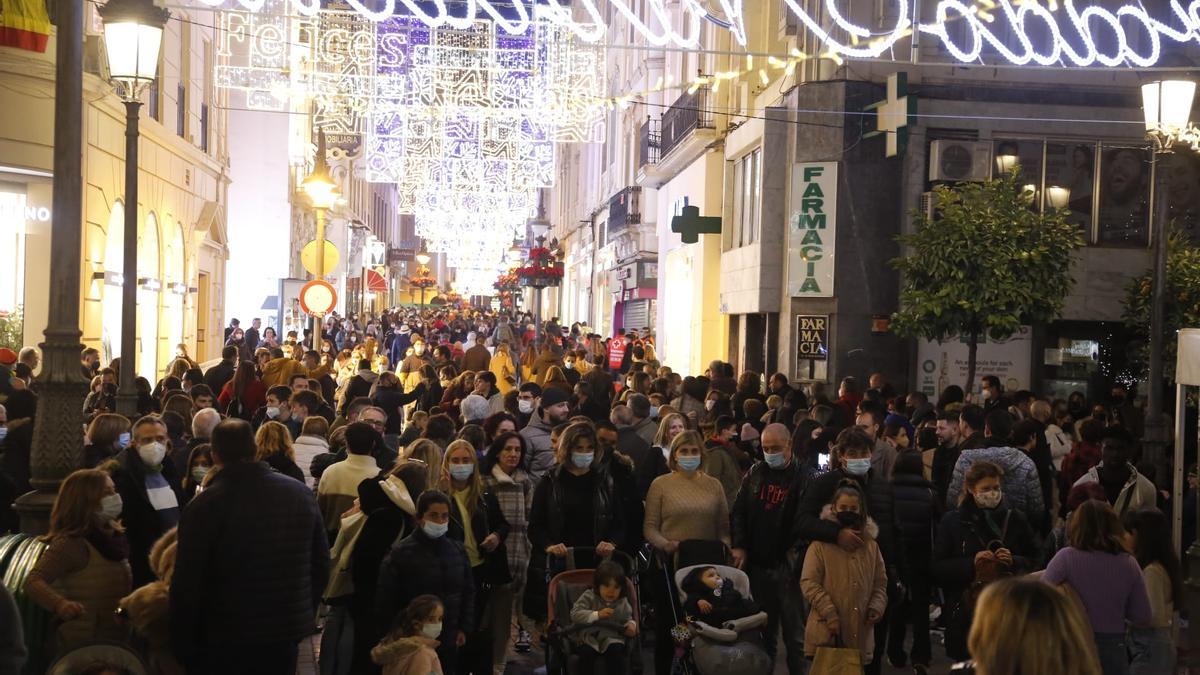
[864,72,916,158]
[671,204,721,244]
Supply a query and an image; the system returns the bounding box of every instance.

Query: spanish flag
[1,0,51,53]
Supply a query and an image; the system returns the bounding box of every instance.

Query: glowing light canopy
[203,0,1200,68]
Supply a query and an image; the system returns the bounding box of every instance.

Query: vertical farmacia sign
[788,163,837,298]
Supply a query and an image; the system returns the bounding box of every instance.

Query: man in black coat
[170,418,329,673]
[793,426,898,675]
[203,345,238,395]
[610,403,666,499]
[376,490,475,674]
[111,416,182,588]
[731,423,808,674]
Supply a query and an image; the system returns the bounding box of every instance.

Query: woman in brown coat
[26,468,132,657]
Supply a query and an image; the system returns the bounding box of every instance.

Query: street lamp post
[100,0,169,418]
[301,129,341,353]
[416,247,431,309]
[1141,80,1197,480]
[14,0,90,533]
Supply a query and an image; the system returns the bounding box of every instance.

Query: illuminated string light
[205,0,1200,67]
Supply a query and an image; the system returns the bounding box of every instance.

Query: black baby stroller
[671,563,771,675]
[544,547,643,674]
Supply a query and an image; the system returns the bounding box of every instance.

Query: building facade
[1,4,230,377]
[549,1,1195,401]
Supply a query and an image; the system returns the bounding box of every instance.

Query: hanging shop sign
[198,0,1200,67]
[796,315,829,362]
[788,162,837,298]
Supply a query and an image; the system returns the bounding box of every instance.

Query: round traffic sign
[299,280,338,317]
[300,239,340,277]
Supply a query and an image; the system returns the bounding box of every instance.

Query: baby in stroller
[680,566,761,626]
[568,561,638,675]
[673,564,771,675]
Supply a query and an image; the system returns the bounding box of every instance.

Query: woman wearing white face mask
[25,468,132,656]
[932,459,1038,661]
[438,440,511,675]
[643,429,731,675]
[525,423,624,625]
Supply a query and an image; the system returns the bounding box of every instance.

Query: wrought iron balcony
[639,118,661,167]
[660,85,714,160]
[608,186,642,235]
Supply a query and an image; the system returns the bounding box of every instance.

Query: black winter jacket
[793,467,898,567]
[170,461,328,661]
[447,488,512,585]
[931,500,1038,596]
[376,529,476,637]
[730,460,807,569]
[111,448,183,587]
[202,359,236,395]
[891,472,939,580]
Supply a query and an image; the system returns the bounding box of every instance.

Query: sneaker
[515,628,532,653]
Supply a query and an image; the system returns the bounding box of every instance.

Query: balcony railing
[639,118,661,167]
[660,85,714,159]
[608,186,642,236]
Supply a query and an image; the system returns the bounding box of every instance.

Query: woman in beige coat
[800,485,888,663]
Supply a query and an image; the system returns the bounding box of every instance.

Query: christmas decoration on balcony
[516,241,564,288]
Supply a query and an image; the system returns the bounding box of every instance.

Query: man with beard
[519,387,572,479]
[931,410,962,504]
[1072,426,1156,516]
[1099,147,1149,244]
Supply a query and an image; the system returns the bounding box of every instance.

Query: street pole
[1144,151,1170,481]
[313,206,326,353]
[115,100,141,417]
[15,0,88,534]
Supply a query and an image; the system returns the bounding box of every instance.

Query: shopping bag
[810,639,863,675]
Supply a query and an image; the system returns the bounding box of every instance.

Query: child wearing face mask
[800,485,888,665]
[569,561,637,675]
[372,594,446,675]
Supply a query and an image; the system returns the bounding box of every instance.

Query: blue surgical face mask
[117,431,131,448]
[422,520,448,539]
[449,464,475,481]
[844,458,871,476]
[763,451,788,469]
[677,456,702,472]
[571,452,594,469]
[0,426,7,442]
[649,406,660,419]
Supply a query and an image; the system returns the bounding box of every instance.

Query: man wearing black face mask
[1071,427,1156,516]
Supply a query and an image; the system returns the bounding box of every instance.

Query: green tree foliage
[891,169,1085,391]
[1123,227,1200,381]
[0,307,22,352]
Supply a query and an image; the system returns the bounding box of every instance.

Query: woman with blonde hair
[439,439,511,675]
[652,412,687,463]
[254,420,304,482]
[404,437,445,472]
[966,577,1100,675]
[25,468,132,655]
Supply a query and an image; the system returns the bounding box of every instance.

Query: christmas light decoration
[203,0,1200,68]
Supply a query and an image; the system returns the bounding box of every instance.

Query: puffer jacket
[519,414,555,479]
[376,529,475,642]
[170,461,328,662]
[372,634,443,675]
[946,447,1045,528]
[890,472,938,582]
[800,506,888,660]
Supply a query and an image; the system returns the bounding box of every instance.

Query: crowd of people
[0,306,1186,675]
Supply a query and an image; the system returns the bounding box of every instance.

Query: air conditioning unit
[919,191,938,219]
[928,140,991,182]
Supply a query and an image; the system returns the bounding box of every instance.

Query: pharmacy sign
[788,162,837,298]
